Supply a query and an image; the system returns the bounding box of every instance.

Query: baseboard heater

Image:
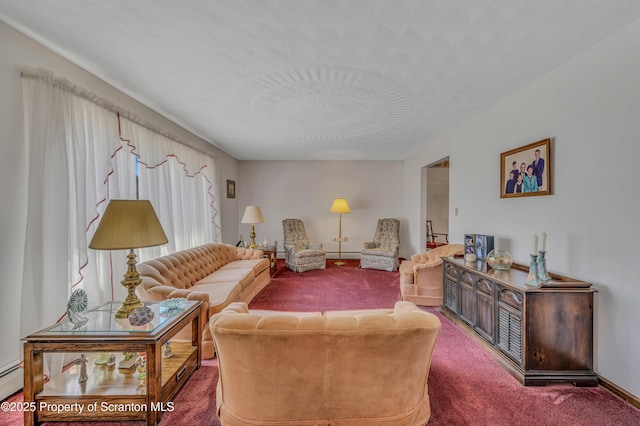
[0,361,20,379]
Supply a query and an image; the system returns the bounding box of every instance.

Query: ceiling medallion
[232,67,409,140]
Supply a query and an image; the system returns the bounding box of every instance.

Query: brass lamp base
[248,225,258,249]
[334,260,346,266]
[114,249,145,319]
[114,297,144,319]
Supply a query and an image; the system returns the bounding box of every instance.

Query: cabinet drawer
[460,271,474,287]
[476,278,493,296]
[444,263,457,279]
[498,288,523,311]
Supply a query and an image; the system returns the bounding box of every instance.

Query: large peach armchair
[210,301,441,426]
[400,244,464,306]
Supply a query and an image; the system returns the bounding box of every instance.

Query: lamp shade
[89,200,168,250]
[241,206,265,224]
[330,198,350,214]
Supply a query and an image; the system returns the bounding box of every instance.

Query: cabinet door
[525,292,594,371]
[475,278,494,343]
[443,262,458,313]
[496,287,523,365]
[459,271,475,326]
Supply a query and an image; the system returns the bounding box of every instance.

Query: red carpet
[2,259,640,425]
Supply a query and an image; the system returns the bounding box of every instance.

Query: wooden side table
[23,300,202,425]
[260,245,278,276]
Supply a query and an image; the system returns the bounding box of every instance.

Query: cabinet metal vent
[498,307,522,362]
[444,278,457,312]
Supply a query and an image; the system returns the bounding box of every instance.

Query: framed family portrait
[500,138,551,198]
[226,179,236,198]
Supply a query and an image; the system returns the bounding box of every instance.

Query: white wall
[238,161,405,259]
[404,18,640,397]
[0,21,239,396]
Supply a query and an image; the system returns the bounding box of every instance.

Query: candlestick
[537,250,551,282]
[525,254,540,286]
[540,232,547,252]
[531,234,538,255]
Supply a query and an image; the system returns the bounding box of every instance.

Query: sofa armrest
[411,252,435,263]
[284,244,297,257]
[393,300,423,314]
[307,242,323,250]
[235,247,264,260]
[143,284,209,308]
[413,262,445,288]
[413,258,443,271]
[362,241,377,249]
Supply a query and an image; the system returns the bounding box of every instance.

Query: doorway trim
[421,157,450,251]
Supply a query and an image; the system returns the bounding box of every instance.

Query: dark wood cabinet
[441,257,597,386]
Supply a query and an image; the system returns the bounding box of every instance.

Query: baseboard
[0,366,23,401]
[598,375,640,410]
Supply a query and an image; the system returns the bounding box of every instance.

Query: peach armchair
[210,301,441,426]
[400,244,464,306]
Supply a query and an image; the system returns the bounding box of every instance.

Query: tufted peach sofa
[210,301,441,426]
[137,242,270,359]
[399,244,464,306]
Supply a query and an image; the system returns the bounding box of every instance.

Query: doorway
[424,158,450,250]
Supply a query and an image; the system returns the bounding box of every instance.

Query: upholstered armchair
[400,244,464,306]
[360,218,400,271]
[210,301,441,426]
[282,218,326,272]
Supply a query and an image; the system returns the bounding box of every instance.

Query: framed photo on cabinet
[500,138,551,198]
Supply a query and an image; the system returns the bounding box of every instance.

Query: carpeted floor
[2,259,640,425]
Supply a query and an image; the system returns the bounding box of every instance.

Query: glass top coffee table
[22,299,202,425]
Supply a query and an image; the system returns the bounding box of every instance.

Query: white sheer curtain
[118,116,221,262]
[21,72,122,377]
[21,72,121,335]
[20,69,221,376]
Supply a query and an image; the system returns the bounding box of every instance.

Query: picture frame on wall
[500,138,551,198]
[226,179,236,199]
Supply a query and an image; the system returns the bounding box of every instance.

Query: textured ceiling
[1,1,640,160]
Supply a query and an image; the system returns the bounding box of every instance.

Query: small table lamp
[89,200,168,319]
[330,198,350,266]
[241,205,265,249]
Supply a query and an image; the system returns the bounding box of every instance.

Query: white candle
[540,232,547,252]
[531,234,538,255]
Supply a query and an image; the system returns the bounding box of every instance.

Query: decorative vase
[486,249,514,270]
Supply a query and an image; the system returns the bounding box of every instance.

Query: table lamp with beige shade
[241,205,265,249]
[89,199,168,319]
[330,198,350,266]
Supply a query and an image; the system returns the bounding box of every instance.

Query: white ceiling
[1,1,640,160]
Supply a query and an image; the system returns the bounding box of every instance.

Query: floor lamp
[330,198,350,266]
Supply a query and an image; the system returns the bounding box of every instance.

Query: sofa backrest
[211,301,441,425]
[411,243,464,264]
[138,243,257,289]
